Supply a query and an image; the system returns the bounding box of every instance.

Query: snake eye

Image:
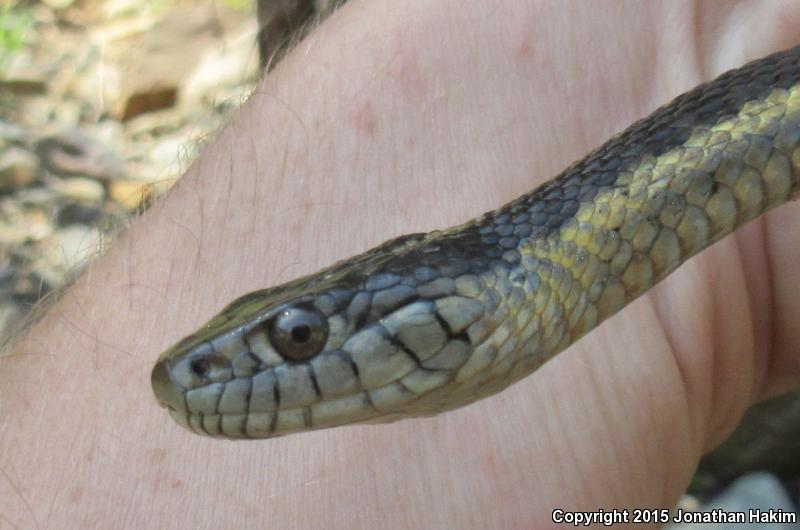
[269,305,328,361]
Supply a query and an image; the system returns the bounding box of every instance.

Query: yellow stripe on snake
[152,46,800,439]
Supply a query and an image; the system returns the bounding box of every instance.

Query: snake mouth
[151,357,280,439]
[165,410,260,439]
[167,408,375,439]
[173,411,295,439]
[152,353,373,438]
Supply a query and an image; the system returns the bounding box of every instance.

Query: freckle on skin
[388,41,428,102]
[68,486,83,504]
[171,479,183,490]
[482,451,498,475]
[517,41,533,59]
[349,100,378,136]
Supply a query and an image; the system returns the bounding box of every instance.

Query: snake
[152,45,800,439]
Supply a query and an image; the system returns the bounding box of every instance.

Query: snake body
[152,46,800,439]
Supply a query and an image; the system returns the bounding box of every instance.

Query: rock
[0,246,14,294]
[55,226,102,266]
[668,473,797,530]
[15,186,58,207]
[104,0,144,19]
[0,119,28,144]
[41,0,75,9]
[56,203,103,227]
[108,179,153,211]
[67,58,123,121]
[13,98,56,129]
[88,120,126,152]
[183,19,259,106]
[103,3,251,121]
[700,391,800,484]
[0,301,24,345]
[51,177,106,203]
[0,77,48,96]
[0,204,52,245]
[36,130,124,180]
[0,147,39,192]
[121,87,178,122]
[107,4,222,121]
[33,225,101,287]
[102,0,150,20]
[150,135,191,168]
[10,271,53,307]
[1,45,51,96]
[123,108,184,138]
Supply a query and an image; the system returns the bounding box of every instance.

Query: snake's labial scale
[152,46,800,439]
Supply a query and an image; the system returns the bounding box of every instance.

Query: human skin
[1,1,800,528]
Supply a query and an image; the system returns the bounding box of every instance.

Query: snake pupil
[291,324,311,343]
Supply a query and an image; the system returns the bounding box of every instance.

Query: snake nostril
[183,352,232,384]
[190,357,211,377]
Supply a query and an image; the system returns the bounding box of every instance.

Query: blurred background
[0,0,263,339]
[0,1,797,526]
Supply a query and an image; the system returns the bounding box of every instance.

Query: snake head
[151,232,500,439]
[153,45,800,440]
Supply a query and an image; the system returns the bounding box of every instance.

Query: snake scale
[152,46,800,439]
